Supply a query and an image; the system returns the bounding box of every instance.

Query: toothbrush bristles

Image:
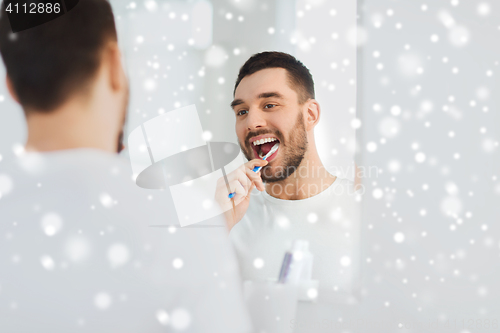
[263,142,280,159]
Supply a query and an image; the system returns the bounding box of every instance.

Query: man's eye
[237,110,248,116]
[264,104,276,109]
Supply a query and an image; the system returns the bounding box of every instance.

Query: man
[0,1,251,332]
[215,52,360,302]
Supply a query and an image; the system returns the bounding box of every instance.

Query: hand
[215,159,268,231]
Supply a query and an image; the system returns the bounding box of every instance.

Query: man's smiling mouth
[250,136,280,159]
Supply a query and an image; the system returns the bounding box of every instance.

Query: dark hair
[0,0,117,112]
[234,51,315,104]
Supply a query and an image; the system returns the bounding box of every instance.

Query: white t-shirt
[0,149,251,333]
[230,176,361,303]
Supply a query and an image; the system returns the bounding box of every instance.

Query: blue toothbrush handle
[227,165,263,199]
[252,165,263,172]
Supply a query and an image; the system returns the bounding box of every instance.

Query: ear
[103,41,126,93]
[304,99,320,131]
[6,75,20,104]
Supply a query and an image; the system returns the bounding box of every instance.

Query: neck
[265,147,336,200]
[24,98,117,153]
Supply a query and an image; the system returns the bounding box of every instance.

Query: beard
[240,110,308,183]
[116,82,130,153]
[116,129,124,153]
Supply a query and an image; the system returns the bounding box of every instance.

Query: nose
[246,108,266,131]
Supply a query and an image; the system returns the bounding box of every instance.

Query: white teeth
[252,137,277,146]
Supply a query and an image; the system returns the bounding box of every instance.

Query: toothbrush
[228,142,280,199]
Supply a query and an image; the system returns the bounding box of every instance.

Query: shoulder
[333,176,355,191]
[328,177,363,198]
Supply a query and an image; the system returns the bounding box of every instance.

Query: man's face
[232,68,308,183]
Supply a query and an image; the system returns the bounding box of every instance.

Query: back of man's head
[0,0,117,113]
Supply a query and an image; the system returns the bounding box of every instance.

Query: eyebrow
[230,99,244,108]
[230,91,284,109]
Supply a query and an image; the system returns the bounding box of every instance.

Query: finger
[216,170,247,195]
[244,168,265,191]
[236,169,253,193]
[228,180,246,205]
[245,159,268,171]
[230,166,261,193]
[221,166,248,190]
[246,183,256,198]
[222,161,266,195]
